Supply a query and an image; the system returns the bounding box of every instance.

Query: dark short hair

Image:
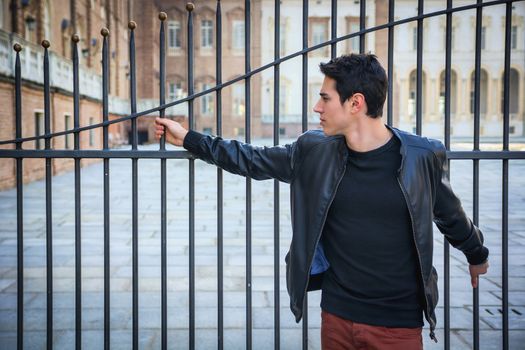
[319,54,388,118]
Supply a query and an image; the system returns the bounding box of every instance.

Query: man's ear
[352,94,366,110]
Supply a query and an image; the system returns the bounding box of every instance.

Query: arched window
[439,70,457,118]
[408,70,426,118]
[501,68,520,115]
[470,69,488,118]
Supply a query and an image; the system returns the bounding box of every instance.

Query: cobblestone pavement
[0,143,524,349]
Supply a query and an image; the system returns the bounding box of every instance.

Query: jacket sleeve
[431,141,489,265]
[183,130,296,183]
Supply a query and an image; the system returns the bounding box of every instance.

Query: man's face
[313,77,351,136]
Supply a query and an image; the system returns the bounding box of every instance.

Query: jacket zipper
[397,176,438,343]
[301,160,347,316]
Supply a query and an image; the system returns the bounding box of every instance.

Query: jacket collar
[385,124,407,173]
[335,125,408,173]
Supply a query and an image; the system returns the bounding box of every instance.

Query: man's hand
[154,117,188,147]
[469,260,489,288]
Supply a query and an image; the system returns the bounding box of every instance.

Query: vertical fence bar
[13,42,23,350]
[244,1,253,349]
[301,1,309,347]
[158,12,168,350]
[387,0,394,127]
[502,2,511,348]
[443,1,452,349]
[359,0,366,53]
[100,27,111,350]
[415,0,423,136]
[42,39,53,350]
[330,0,337,58]
[186,4,195,349]
[215,1,224,348]
[302,0,308,134]
[71,34,82,350]
[473,1,483,346]
[127,19,140,350]
[273,1,281,348]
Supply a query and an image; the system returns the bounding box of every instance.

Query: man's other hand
[155,117,188,147]
[469,260,489,288]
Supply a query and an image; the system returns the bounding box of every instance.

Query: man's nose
[313,100,322,113]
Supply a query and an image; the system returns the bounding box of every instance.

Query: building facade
[258,0,524,140]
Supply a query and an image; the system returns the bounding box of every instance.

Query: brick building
[134,0,262,139]
[0,0,134,190]
[0,0,263,190]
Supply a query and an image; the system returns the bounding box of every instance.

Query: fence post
[14,41,24,350]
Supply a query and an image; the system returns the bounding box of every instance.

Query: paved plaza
[0,142,524,349]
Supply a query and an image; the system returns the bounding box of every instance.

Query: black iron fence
[0,0,524,349]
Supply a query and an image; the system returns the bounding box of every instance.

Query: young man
[155,54,489,350]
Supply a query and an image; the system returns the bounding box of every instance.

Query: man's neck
[343,116,392,152]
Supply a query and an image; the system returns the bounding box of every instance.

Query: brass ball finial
[41,40,50,49]
[186,3,195,12]
[101,28,109,37]
[13,43,22,52]
[72,34,80,43]
[128,21,136,30]
[159,12,167,21]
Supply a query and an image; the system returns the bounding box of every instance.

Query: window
[232,20,245,49]
[24,17,37,42]
[65,115,72,149]
[350,22,360,52]
[232,82,245,116]
[511,26,517,50]
[310,18,329,56]
[481,26,486,50]
[89,117,95,147]
[470,69,488,117]
[202,127,212,135]
[312,23,326,46]
[439,70,457,118]
[168,21,181,49]
[346,17,367,54]
[168,82,182,101]
[279,127,286,136]
[201,83,214,116]
[35,112,44,149]
[501,68,519,114]
[201,20,213,48]
[408,70,426,118]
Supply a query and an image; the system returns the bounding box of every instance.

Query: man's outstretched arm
[155,117,296,183]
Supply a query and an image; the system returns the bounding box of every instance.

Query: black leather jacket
[183,126,489,341]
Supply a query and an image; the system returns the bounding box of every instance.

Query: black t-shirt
[320,135,424,328]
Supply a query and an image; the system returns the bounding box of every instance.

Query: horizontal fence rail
[0,1,524,350]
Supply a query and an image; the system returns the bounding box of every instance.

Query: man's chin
[321,127,333,136]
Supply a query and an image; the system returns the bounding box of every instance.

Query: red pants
[321,311,423,350]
